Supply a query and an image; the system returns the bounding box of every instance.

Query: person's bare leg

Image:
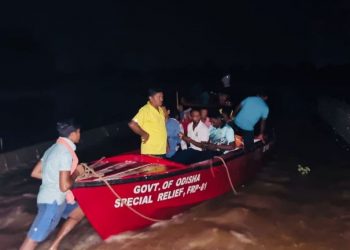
[48,207,84,250]
[19,236,38,250]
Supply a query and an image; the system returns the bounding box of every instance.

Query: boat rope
[79,163,167,223]
[213,156,238,195]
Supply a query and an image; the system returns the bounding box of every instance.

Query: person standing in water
[20,120,85,250]
[129,88,167,157]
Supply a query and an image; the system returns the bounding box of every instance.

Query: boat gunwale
[73,141,265,188]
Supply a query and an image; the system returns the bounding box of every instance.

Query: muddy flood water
[1,118,350,250]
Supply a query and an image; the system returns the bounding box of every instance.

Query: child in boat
[20,120,85,250]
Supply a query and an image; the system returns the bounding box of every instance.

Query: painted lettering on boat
[114,174,206,208]
[175,174,201,187]
[157,187,184,201]
[132,174,201,195]
[114,195,153,208]
[186,182,208,194]
[133,183,160,194]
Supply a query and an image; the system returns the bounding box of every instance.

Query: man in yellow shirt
[128,88,167,156]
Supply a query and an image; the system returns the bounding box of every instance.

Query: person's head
[218,92,231,106]
[200,108,208,120]
[220,107,233,122]
[190,108,201,124]
[56,119,81,143]
[210,110,225,128]
[257,89,268,101]
[162,103,179,120]
[161,105,170,120]
[148,88,164,107]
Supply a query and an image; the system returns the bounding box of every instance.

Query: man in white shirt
[170,109,209,164]
[172,110,236,164]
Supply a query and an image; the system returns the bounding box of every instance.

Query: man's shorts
[27,201,78,242]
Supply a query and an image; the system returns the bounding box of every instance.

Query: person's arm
[180,133,205,149]
[204,142,235,151]
[179,124,188,150]
[59,165,84,192]
[187,137,205,149]
[232,104,242,118]
[204,126,235,151]
[257,119,267,143]
[128,121,149,143]
[257,106,269,143]
[31,160,43,179]
[259,119,266,136]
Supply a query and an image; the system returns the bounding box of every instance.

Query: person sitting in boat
[20,119,85,250]
[170,108,209,164]
[202,110,235,154]
[128,88,167,157]
[179,107,192,135]
[161,104,182,158]
[174,110,235,164]
[220,106,234,124]
[200,107,212,128]
[219,107,244,148]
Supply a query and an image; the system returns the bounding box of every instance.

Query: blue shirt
[166,118,181,158]
[234,96,269,131]
[37,138,76,205]
[209,124,235,154]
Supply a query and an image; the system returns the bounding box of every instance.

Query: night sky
[1,1,350,149]
[1,1,350,85]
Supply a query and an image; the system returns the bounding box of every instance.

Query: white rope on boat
[77,155,238,223]
[213,156,238,195]
[79,163,166,223]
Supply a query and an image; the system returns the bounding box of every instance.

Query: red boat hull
[73,142,271,240]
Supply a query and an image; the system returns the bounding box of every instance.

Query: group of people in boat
[129,87,269,165]
[20,86,269,250]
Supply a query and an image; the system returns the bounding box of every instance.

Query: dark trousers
[170,148,220,165]
[241,129,255,152]
[230,122,255,152]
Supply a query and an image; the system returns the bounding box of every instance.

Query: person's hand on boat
[141,132,149,143]
[206,143,218,151]
[257,134,265,144]
[75,164,85,176]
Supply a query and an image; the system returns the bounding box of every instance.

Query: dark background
[1,1,349,151]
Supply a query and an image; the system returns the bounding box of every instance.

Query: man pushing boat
[20,120,85,250]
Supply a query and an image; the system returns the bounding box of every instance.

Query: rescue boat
[72,139,272,240]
